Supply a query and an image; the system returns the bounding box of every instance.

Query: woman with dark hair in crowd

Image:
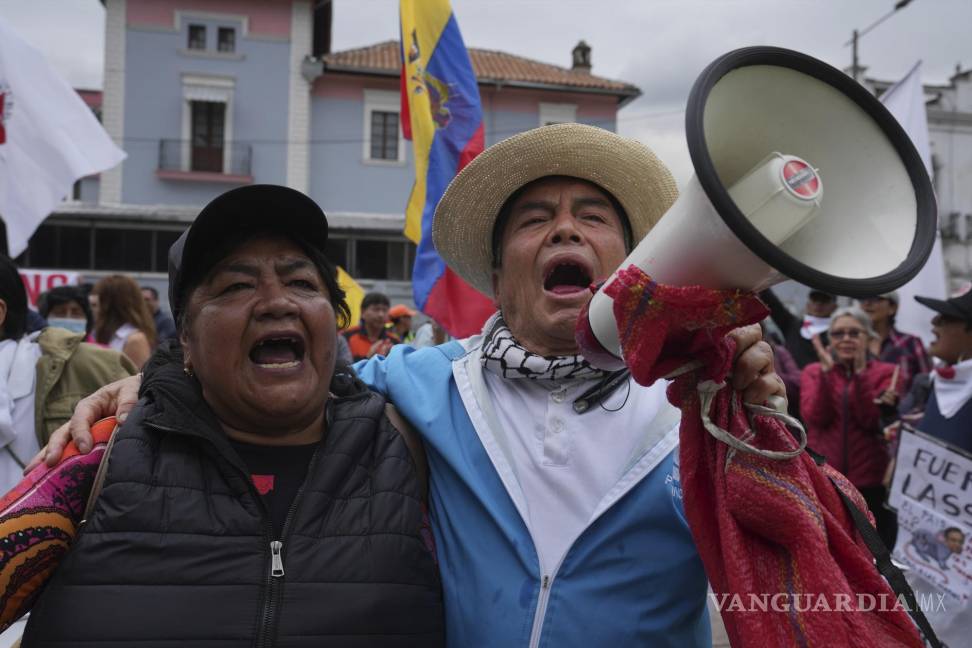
[0,186,443,646]
[38,285,95,339]
[91,275,156,367]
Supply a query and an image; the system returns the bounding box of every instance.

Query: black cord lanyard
[572,369,631,414]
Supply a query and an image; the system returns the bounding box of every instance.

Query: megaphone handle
[698,380,807,461]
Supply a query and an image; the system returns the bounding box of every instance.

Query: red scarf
[605,266,923,647]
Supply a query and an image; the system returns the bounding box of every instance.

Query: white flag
[0,17,125,256]
[879,61,947,346]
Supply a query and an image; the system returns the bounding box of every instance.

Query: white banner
[879,61,947,346]
[889,429,972,601]
[0,17,125,256]
[18,268,80,307]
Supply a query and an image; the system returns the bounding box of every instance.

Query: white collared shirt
[482,370,672,575]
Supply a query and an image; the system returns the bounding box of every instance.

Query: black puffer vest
[23,356,444,647]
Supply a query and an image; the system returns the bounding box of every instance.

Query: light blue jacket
[355,338,709,647]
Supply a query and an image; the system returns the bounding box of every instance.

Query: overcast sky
[1,0,969,183]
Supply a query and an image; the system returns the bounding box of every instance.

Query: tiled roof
[323,40,639,98]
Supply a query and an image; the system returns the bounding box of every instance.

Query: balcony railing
[157,139,252,182]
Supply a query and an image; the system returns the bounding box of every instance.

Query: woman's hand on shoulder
[24,374,143,472]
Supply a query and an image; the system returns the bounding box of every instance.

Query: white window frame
[539,102,577,126]
[175,10,249,38]
[176,11,247,57]
[181,74,236,173]
[362,89,406,165]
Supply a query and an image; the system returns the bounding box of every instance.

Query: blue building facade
[19,0,639,310]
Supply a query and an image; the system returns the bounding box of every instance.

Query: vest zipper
[270,541,284,577]
[255,444,324,648]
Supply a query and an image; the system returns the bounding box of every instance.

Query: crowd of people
[0,123,965,646]
[759,285,972,550]
[0,266,185,494]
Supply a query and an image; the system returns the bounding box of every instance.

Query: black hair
[0,254,28,342]
[944,527,965,538]
[39,285,94,333]
[490,176,634,269]
[360,292,390,311]
[176,229,350,334]
[808,291,837,303]
[141,285,159,300]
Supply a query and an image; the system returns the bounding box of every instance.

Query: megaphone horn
[578,46,937,370]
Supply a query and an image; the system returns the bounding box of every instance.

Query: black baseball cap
[168,185,329,324]
[915,287,972,322]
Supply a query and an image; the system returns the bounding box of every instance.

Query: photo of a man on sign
[910,527,967,571]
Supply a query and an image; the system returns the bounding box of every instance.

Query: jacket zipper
[525,454,662,648]
[527,574,552,648]
[255,445,324,648]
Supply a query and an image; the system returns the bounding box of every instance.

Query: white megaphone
[577,46,937,369]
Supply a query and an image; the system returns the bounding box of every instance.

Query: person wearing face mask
[801,306,902,548]
[38,286,94,340]
[0,257,136,493]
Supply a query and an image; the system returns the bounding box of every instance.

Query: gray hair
[830,306,878,339]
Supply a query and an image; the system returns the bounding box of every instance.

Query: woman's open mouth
[543,259,593,296]
[249,334,306,370]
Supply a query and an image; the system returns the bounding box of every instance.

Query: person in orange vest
[342,292,400,361]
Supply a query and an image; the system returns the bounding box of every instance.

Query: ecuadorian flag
[400,0,495,338]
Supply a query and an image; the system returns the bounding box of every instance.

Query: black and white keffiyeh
[480,312,609,382]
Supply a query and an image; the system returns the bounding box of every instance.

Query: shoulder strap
[81,425,120,523]
[807,448,943,648]
[383,403,428,502]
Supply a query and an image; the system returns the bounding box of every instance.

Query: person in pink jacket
[801,306,901,547]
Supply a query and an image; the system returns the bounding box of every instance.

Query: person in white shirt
[0,256,135,492]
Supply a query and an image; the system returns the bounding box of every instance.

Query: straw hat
[432,123,679,296]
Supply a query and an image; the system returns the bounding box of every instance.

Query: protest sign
[18,268,81,307]
[889,429,972,601]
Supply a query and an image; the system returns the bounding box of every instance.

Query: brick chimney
[571,40,591,72]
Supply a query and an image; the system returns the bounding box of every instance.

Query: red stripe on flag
[0,94,6,144]
[424,267,495,339]
[399,65,412,141]
[457,123,484,172]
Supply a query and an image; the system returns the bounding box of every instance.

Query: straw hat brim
[432,123,679,296]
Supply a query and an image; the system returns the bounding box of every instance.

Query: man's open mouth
[249,334,306,369]
[543,260,593,295]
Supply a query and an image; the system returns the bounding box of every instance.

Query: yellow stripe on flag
[337,266,364,327]
[400,0,454,244]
